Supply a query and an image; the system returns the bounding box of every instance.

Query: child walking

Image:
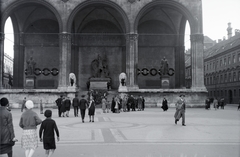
[39,110,59,157]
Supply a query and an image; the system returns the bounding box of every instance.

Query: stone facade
[0,0,207,107]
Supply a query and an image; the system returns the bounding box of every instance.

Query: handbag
[7,140,15,146]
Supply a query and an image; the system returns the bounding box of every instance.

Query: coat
[0,107,15,144]
[174,99,185,120]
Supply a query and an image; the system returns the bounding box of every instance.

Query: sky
[4,0,240,58]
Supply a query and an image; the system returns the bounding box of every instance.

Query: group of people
[205,97,226,110]
[0,97,59,157]
[107,95,145,113]
[55,94,95,123]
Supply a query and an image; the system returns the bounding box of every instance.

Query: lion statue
[69,73,76,87]
[119,72,127,87]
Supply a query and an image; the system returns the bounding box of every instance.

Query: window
[220,75,223,83]
[239,71,240,81]
[220,60,222,66]
[233,72,236,81]
[224,74,227,82]
[210,63,212,70]
[229,73,232,82]
[238,53,240,62]
[233,54,236,63]
[228,56,231,64]
[224,58,226,66]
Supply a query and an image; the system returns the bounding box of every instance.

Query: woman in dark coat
[0,97,17,157]
[161,97,168,111]
[88,96,96,122]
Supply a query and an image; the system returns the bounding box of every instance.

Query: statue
[160,57,169,75]
[119,72,127,87]
[91,54,109,78]
[26,56,36,75]
[69,73,76,87]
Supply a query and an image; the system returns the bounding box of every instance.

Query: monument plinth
[25,75,36,89]
[161,75,170,89]
[90,78,110,90]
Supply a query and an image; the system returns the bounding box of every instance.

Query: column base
[127,85,139,92]
[191,86,207,92]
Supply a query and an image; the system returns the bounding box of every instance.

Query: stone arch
[67,0,130,33]
[1,0,63,32]
[134,1,198,34]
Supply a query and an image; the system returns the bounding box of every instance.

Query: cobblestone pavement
[7,106,240,157]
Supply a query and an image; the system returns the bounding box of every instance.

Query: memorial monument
[160,57,170,89]
[25,56,36,89]
[89,54,111,90]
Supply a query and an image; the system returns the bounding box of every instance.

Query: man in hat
[174,94,186,126]
[72,94,79,117]
[79,95,88,123]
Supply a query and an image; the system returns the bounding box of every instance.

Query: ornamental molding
[61,0,69,3]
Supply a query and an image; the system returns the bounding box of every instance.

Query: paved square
[10,106,240,157]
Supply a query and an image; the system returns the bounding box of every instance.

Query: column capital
[190,34,204,42]
[59,32,71,41]
[125,33,138,41]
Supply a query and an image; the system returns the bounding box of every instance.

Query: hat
[0,97,9,106]
[25,100,34,109]
[179,94,185,97]
[44,110,52,118]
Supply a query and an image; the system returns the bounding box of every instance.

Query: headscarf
[25,100,34,109]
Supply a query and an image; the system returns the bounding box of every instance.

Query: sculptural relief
[91,54,109,78]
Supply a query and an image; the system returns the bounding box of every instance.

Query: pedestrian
[127,95,134,112]
[114,96,120,113]
[122,95,128,112]
[161,96,168,111]
[39,110,60,157]
[101,96,107,113]
[79,95,88,123]
[142,96,145,111]
[137,95,143,111]
[174,95,186,126]
[205,98,211,110]
[72,95,79,117]
[88,96,95,122]
[111,96,116,113]
[238,99,240,110]
[0,97,17,157]
[39,99,43,114]
[21,97,27,112]
[64,97,71,117]
[55,96,63,117]
[19,100,42,157]
[213,97,218,110]
[219,98,225,109]
[60,97,66,117]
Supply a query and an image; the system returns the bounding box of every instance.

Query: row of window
[205,71,240,85]
[208,89,240,98]
[205,51,240,71]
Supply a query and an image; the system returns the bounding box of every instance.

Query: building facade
[0,0,206,107]
[204,29,240,104]
[3,53,13,88]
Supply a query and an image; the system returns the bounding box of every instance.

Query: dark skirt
[43,137,56,150]
[0,144,12,154]
[88,108,95,116]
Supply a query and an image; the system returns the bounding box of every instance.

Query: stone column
[125,33,139,90]
[13,32,25,88]
[174,46,185,88]
[0,33,4,88]
[190,34,206,90]
[58,32,71,90]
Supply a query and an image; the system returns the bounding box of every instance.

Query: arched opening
[136,4,192,89]
[3,2,61,89]
[3,17,14,89]
[70,3,127,90]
